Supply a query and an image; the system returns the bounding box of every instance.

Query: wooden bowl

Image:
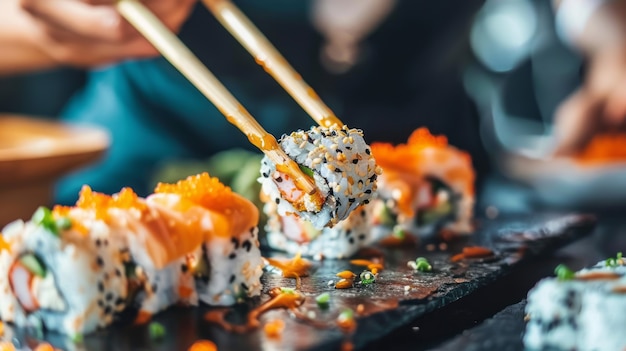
[0,115,110,227]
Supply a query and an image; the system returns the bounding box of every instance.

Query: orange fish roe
[154,173,235,211]
[575,133,626,165]
[75,186,146,221]
[154,173,258,237]
[263,319,285,339]
[0,236,10,253]
[188,340,218,351]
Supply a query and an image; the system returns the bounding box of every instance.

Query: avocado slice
[19,254,46,278]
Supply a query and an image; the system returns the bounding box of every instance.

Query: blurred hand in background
[0,0,196,72]
[554,0,626,156]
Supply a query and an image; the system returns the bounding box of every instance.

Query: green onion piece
[71,333,84,344]
[415,257,432,272]
[392,227,405,240]
[338,308,354,322]
[316,292,330,308]
[298,165,315,178]
[149,322,166,340]
[32,206,59,236]
[605,252,624,267]
[607,258,616,267]
[554,264,575,281]
[359,270,376,285]
[280,287,296,295]
[55,217,72,231]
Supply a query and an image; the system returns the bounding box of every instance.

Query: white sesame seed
[327,280,334,287]
[404,285,411,292]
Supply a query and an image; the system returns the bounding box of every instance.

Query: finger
[20,0,133,43]
[604,75,626,128]
[553,89,605,156]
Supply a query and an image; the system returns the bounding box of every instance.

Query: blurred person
[1,0,490,206]
[552,0,626,155]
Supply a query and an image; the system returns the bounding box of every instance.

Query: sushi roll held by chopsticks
[259,124,382,230]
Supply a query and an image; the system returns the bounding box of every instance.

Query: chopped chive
[32,206,59,236]
[280,287,296,295]
[359,270,376,285]
[338,308,354,322]
[298,165,315,177]
[415,257,432,272]
[316,292,330,308]
[149,322,166,340]
[392,227,405,240]
[55,217,72,231]
[554,264,575,281]
[71,333,84,344]
[606,252,623,267]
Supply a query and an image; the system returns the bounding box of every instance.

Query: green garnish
[55,217,72,231]
[19,254,46,278]
[316,292,330,308]
[359,270,376,285]
[32,206,59,236]
[71,333,84,344]
[554,264,575,281]
[280,287,296,295]
[149,322,166,340]
[606,252,623,267]
[392,226,405,240]
[338,308,354,322]
[380,205,397,227]
[298,165,315,178]
[415,257,432,272]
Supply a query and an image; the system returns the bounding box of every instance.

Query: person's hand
[18,0,197,68]
[553,0,626,156]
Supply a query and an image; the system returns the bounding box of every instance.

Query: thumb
[552,88,604,157]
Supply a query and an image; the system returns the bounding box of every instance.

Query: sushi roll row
[524,257,626,351]
[261,127,476,259]
[0,173,264,336]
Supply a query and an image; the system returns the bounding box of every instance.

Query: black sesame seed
[98,299,105,308]
[364,199,370,204]
[231,237,240,249]
[307,136,314,144]
[275,177,283,182]
[95,239,102,247]
[361,210,367,217]
[337,149,343,153]
[181,264,189,273]
[358,234,366,241]
[364,189,372,194]
[262,172,269,178]
[331,131,337,136]
[322,157,328,163]
[348,198,356,203]
[240,282,249,291]
[229,252,237,259]
[365,149,371,155]
[242,240,252,252]
[115,268,122,277]
[275,198,280,204]
[229,275,236,283]
[352,159,358,164]
[369,174,377,182]
[334,168,342,173]
[98,281,104,292]
[329,188,334,196]
[349,237,355,245]
[115,297,125,305]
[104,306,112,315]
[96,256,104,267]
[358,179,363,185]
[105,293,113,301]
[345,146,352,150]
[346,229,352,236]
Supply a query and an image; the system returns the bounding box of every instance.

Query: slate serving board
[2,213,596,351]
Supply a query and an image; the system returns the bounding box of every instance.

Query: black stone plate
[2,214,596,351]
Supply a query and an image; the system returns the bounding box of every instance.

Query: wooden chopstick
[202,0,344,129]
[115,0,318,196]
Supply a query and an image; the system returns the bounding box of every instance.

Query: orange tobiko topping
[154,173,259,237]
[75,186,147,220]
[188,340,218,351]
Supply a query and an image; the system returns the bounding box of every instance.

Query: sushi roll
[369,128,475,239]
[258,124,381,230]
[0,172,264,335]
[263,197,374,259]
[524,258,626,351]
